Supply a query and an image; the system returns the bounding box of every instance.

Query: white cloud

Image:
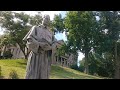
[13,11,61,20]
[77,52,84,66]
[13,11,38,16]
[54,31,67,42]
[0,27,4,35]
[62,31,67,41]
[41,11,61,20]
[0,31,3,35]
[55,32,63,40]
[0,11,62,35]
[78,52,84,61]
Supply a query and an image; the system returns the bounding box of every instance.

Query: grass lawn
[0,59,102,79]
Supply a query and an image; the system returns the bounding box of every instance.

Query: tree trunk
[2,45,6,58]
[84,50,89,74]
[24,55,28,59]
[21,48,28,60]
[17,43,28,59]
[117,55,120,79]
[114,42,120,79]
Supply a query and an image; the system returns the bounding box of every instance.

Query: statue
[23,15,56,79]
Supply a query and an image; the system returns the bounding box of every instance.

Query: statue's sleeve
[23,26,53,53]
[40,38,52,51]
[23,26,40,53]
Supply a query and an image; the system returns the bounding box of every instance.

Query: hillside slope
[0,59,102,79]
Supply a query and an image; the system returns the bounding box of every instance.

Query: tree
[0,34,15,58]
[64,11,98,74]
[90,52,114,77]
[52,14,65,34]
[0,11,43,59]
[79,52,115,78]
[95,11,120,78]
[79,58,85,72]
[114,41,120,79]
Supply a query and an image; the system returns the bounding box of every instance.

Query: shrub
[78,65,85,72]
[3,50,13,59]
[70,64,81,71]
[9,70,19,79]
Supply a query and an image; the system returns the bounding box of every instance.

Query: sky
[0,11,84,62]
[0,11,65,35]
[0,27,4,35]
[12,11,64,20]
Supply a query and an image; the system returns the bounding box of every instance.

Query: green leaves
[64,11,97,53]
[0,11,43,58]
[52,14,65,33]
[29,13,43,26]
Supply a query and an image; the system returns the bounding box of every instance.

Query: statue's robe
[23,25,55,79]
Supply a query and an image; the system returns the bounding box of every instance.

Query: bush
[3,50,13,59]
[79,53,115,78]
[9,70,19,79]
[70,64,79,71]
[78,65,85,72]
[70,63,85,72]
[79,59,85,72]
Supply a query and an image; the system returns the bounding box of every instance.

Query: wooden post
[61,57,62,66]
[56,56,58,64]
[65,60,67,67]
[0,66,1,77]
[63,58,65,66]
[55,56,57,64]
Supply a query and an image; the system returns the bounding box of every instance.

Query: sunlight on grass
[0,59,26,79]
[0,59,102,79]
[50,65,102,79]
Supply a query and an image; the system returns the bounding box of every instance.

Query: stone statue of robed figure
[23,15,56,79]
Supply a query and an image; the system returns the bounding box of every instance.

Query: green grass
[0,59,102,79]
[0,59,26,79]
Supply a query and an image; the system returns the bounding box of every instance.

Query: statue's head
[42,14,50,27]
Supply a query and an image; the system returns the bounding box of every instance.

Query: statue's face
[42,15,50,27]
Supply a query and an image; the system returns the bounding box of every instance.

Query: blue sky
[56,11,84,62]
[0,27,4,35]
[0,11,84,62]
[53,11,67,42]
